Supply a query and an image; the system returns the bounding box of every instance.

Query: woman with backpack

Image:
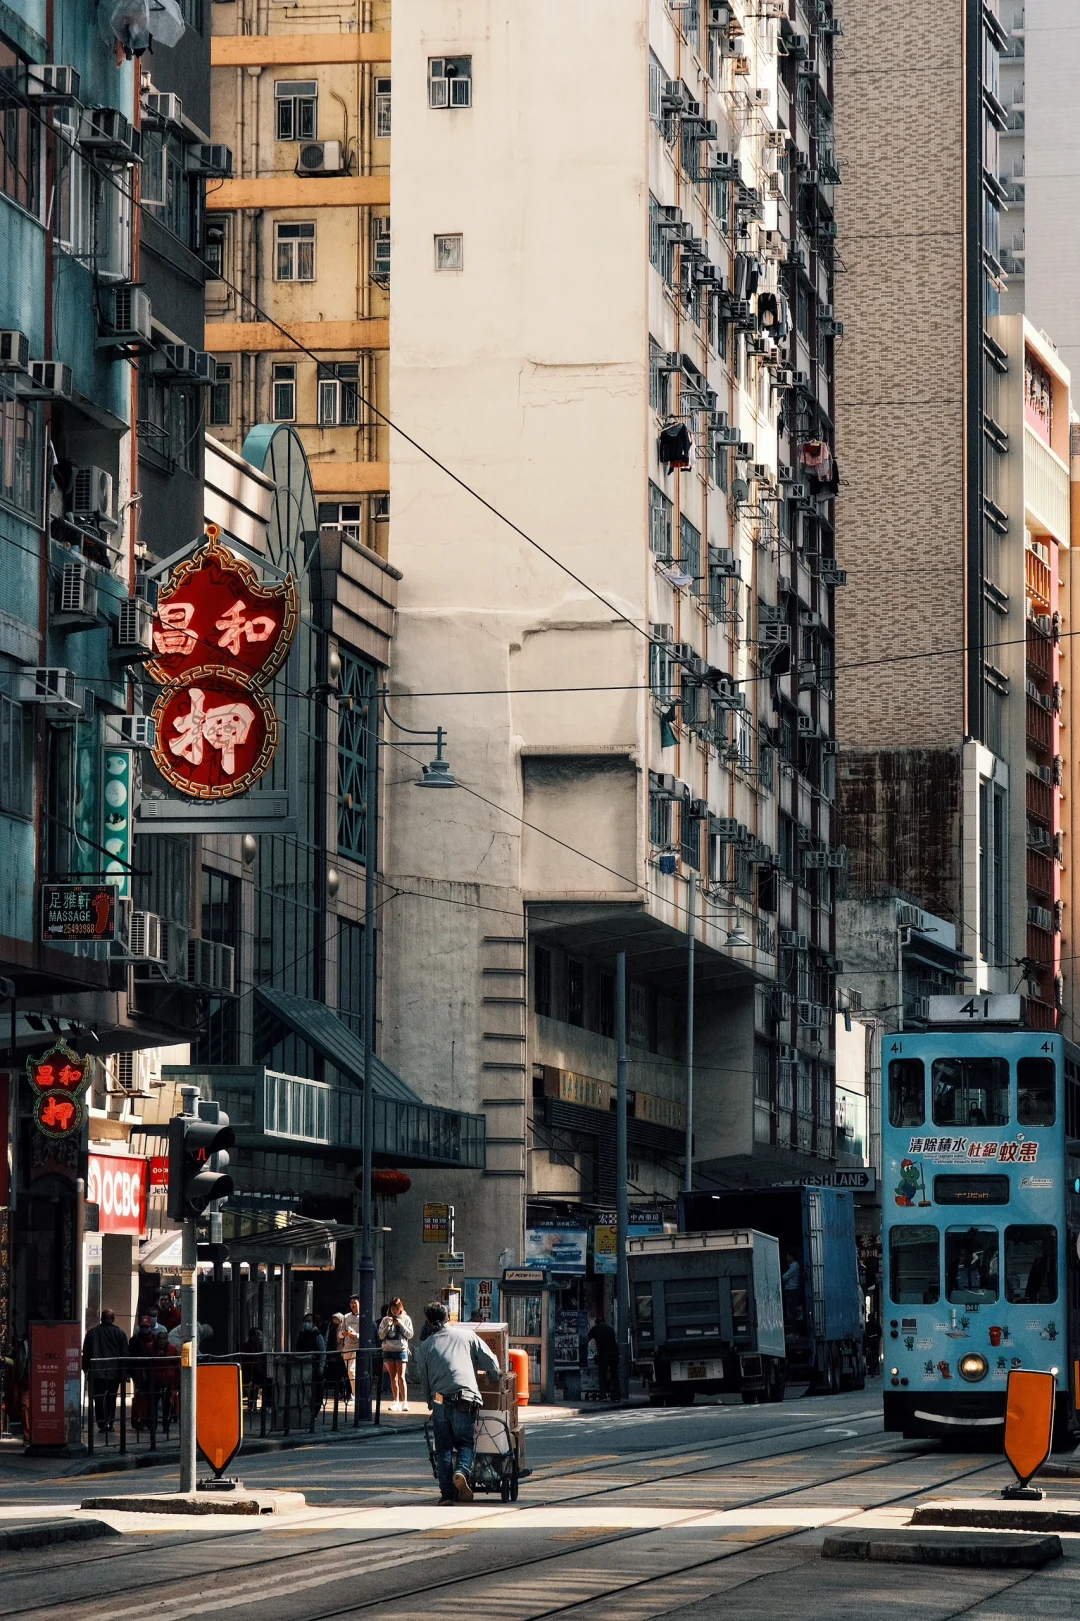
[377,1297,414,1411]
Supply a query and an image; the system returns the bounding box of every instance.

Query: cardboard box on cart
[474,1323,524,1468]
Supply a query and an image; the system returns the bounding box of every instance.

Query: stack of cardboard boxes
[475,1322,526,1472]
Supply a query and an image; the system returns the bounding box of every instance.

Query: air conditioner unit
[694,263,723,285]
[713,819,748,844]
[709,546,740,576]
[735,440,755,459]
[708,3,732,25]
[711,151,740,179]
[144,91,183,127]
[821,17,844,36]
[71,466,116,530]
[752,462,773,484]
[826,847,847,869]
[797,56,820,77]
[154,343,216,384]
[27,64,80,102]
[797,713,818,737]
[800,610,824,630]
[102,714,156,750]
[688,798,711,821]
[26,360,73,400]
[772,991,793,1020]
[128,910,165,963]
[760,230,785,259]
[98,286,152,350]
[798,1001,827,1030]
[186,938,236,995]
[185,143,234,178]
[751,88,770,105]
[820,560,847,586]
[780,930,810,951]
[764,129,787,151]
[765,173,785,199]
[295,139,345,177]
[896,902,925,929]
[816,220,839,241]
[733,55,751,75]
[0,329,30,372]
[18,667,79,712]
[55,560,99,624]
[773,368,794,388]
[713,424,741,446]
[820,316,844,337]
[113,598,154,655]
[79,106,140,162]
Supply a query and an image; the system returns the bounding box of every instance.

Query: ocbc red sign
[87,1154,148,1236]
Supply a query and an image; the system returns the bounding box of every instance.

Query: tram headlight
[958,1352,989,1383]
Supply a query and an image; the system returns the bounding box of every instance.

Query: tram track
[0,1413,1014,1621]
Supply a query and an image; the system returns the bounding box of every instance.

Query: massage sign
[28,1041,91,1140]
[146,528,299,799]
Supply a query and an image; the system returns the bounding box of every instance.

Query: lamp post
[356,688,457,1421]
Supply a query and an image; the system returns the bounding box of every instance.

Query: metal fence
[84,1348,384,1456]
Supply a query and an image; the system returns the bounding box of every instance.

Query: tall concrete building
[383,0,847,1344]
[834,0,1073,1029]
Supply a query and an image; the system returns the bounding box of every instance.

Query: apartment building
[206,2,390,560]
[834,1,1073,1030]
[381,0,847,1332]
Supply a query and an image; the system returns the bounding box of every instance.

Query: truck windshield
[932,1057,1009,1127]
[1004,1226,1057,1303]
[888,1059,925,1126]
[945,1226,998,1303]
[889,1225,939,1303]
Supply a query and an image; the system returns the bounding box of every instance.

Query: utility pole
[684,879,695,1194]
[357,685,379,1422]
[615,951,629,1401]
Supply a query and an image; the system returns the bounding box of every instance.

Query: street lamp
[354,690,457,1421]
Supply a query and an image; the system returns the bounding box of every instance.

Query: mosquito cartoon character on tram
[882,997,1080,1442]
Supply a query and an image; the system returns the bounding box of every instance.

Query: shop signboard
[27,1041,90,1142]
[592,1221,617,1275]
[101,749,133,896]
[147,529,298,801]
[463,1277,500,1323]
[29,1322,81,1449]
[40,884,117,941]
[423,1202,453,1244]
[437,1250,465,1273]
[525,1224,588,1275]
[149,1155,170,1191]
[87,1153,148,1236]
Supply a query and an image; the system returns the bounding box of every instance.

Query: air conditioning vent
[128,910,164,962]
[798,1001,827,1030]
[0,329,30,372]
[98,286,153,350]
[154,343,216,384]
[115,598,154,653]
[70,466,117,530]
[896,903,925,929]
[709,546,740,577]
[144,91,183,127]
[26,64,80,102]
[186,938,236,994]
[185,143,233,178]
[18,667,80,712]
[102,714,156,750]
[79,106,140,163]
[296,139,345,176]
[26,360,73,400]
[55,560,100,623]
[780,930,810,952]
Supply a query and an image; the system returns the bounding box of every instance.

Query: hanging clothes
[776,293,792,341]
[800,439,836,495]
[659,422,694,472]
[757,291,780,332]
[733,253,751,302]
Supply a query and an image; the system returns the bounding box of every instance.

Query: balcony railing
[1027,848,1054,899]
[1026,622,1053,681]
[1026,695,1052,752]
[1026,771,1053,824]
[1025,429,1070,545]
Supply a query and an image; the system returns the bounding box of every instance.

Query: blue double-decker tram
[882,1024,1080,1442]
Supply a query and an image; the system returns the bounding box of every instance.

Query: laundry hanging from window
[799,438,839,495]
[757,291,790,340]
[659,421,694,472]
[733,253,763,302]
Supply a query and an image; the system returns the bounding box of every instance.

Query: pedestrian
[781,1251,803,1325]
[341,1294,361,1398]
[378,1296,414,1412]
[414,1299,501,1504]
[587,1312,620,1402]
[157,1291,181,1331]
[128,1315,158,1434]
[241,1326,270,1415]
[296,1312,327,1416]
[154,1326,178,1431]
[81,1308,128,1433]
[325,1312,347,1403]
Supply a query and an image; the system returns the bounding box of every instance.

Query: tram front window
[889,1225,939,1304]
[1005,1225,1058,1303]
[932,1057,1009,1127]
[945,1226,999,1303]
[889,1058,925,1126]
[1017,1058,1056,1127]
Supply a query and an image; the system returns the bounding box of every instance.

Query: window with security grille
[337,651,378,863]
[649,339,670,415]
[372,215,390,279]
[210,362,232,426]
[374,77,392,137]
[649,793,673,849]
[276,80,318,141]
[272,363,296,422]
[428,56,472,108]
[0,694,31,818]
[680,802,700,871]
[649,481,673,557]
[205,219,226,279]
[275,221,315,281]
[680,515,701,594]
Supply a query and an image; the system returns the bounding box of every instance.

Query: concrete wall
[1024,0,1080,380]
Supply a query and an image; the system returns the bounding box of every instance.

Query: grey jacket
[414,1324,500,1405]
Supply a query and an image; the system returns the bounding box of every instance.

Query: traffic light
[167,1110,235,1220]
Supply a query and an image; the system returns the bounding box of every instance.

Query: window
[648,53,665,125]
[264,1070,330,1143]
[374,77,392,137]
[275,221,315,281]
[680,515,701,595]
[196,868,239,1064]
[434,233,463,271]
[337,651,377,862]
[318,364,360,427]
[933,1174,1010,1205]
[1017,1056,1056,1126]
[980,777,1008,964]
[649,481,673,558]
[276,80,318,141]
[534,945,552,1017]
[210,361,232,426]
[1004,1225,1057,1304]
[0,385,41,518]
[137,372,199,473]
[649,638,676,701]
[372,215,390,280]
[649,339,670,415]
[945,1226,999,1303]
[272,363,296,423]
[141,128,196,248]
[634,1284,654,1337]
[0,41,41,216]
[680,802,700,871]
[648,194,675,284]
[649,792,673,849]
[889,1226,939,1304]
[932,1056,1009,1127]
[56,136,93,256]
[599,973,615,1038]
[205,220,226,279]
[429,56,472,108]
[0,695,31,818]
[567,959,585,1026]
[338,917,365,1036]
[888,1058,925,1126]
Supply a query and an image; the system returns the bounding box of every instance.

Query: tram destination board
[926,994,1022,1024]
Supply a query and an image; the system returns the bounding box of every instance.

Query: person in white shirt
[377,1297,414,1411]
[341,1295,361,1397]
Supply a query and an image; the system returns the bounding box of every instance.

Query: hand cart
[424,1409,520,1502]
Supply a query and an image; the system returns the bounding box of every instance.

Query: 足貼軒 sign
[423,1202,453,1245]
[87,1153,148,1236]
[41,884,117,942]
[147,530,298,802]
[27,1040,90,1142]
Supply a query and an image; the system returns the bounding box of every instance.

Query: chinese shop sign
[87,1153,148,1236]
[30,1322,82,1449]
[147,529,298,800]
[102,750,133,898]
[40,884,117,942]
[28,1040,90,1141]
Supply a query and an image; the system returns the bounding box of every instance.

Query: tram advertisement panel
[881,1031,1069,1432]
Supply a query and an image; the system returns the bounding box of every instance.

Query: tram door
[1068,1151,1080,1412]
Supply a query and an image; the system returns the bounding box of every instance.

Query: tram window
[889,1225,939,1304]
[888,1058,925,1127]
[932,1057,1009,1127]
[945,1226,999,1303]
[1017,1057,1056,1127]
[1005,1225,1057,1304]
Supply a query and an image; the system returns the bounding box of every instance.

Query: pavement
[5,1387,1080,1616]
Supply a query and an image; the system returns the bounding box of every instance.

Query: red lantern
[370,1169,412,1196]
